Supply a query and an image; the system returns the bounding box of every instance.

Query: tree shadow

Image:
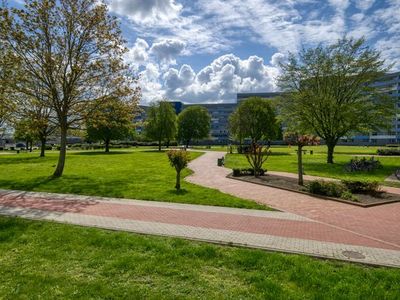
[70,151,133,156]
[0,156,53,165]
[167,189,189,196]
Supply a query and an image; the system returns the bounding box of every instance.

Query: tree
[0,0,139,176]
[177,106,211,148]
[278,37,394,163]
[0,33,18,133]
[229,97,278,146]
[228,109,246,152]
[284,132,320,185]
[13,84,56,157]
[245,144,271,177]
[86,97,135,153]
[167,150,189,190]
[145,101,177,151]
[13,118,36,151]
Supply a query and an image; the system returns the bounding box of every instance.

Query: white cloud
[162,54,280,103]
[328,0,350,11]
[150,39,186,64]
[109,0,182,24]
[354,0,375,11]
[125,38,149,67]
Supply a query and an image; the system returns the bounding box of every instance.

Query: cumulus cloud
[150,39,186,64]
[125,38,149,67]
[162,54,280,103]
[109,0,182,24]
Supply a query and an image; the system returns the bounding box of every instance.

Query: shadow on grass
[70,151,134,156]
[141,149,167,153]
[0,216,32,243]
[0,175,127,199]
[167,189,189,196]
[0,156,55,165]
[269,152,291,156]
[0,176,57,191]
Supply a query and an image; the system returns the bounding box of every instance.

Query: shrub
[377,149,400,156]
[232,168,241,177]
[307,180,346,198]
[340,191,359,202]
[342,180,381,195]
[344,157,382,172]
[167,150,190,190]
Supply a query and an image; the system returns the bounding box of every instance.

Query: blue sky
[10,0,400,104]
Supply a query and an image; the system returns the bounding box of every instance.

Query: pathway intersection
[0,151,399,267]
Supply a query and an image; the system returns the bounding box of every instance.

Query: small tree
[14,119,36,151]
[278,37,393,164]
[284,132,320,185]
[145,101,177,151]
[245,144,271,177]
[177,106,211,148]
[86,98,135,153]
[14,89,56,157]
[167,150,189,190]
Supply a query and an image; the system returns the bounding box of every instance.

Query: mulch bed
[227,173,400,207]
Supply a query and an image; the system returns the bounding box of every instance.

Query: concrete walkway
[0,189,399,268]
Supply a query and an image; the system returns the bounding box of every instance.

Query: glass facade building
[340,71,400,145]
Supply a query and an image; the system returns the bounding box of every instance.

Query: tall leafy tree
[0,0,138,176]
[86,97,136,153]
[229,97,278,145]
[177,106,211,148]
[0,34,18,134]
[278,37,394,163]
[145,101,177,151]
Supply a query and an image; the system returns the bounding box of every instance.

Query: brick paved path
[186,151,400,250]
[1,188,399,267]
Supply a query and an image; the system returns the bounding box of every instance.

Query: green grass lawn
[191,145,229,152]
[225,146,400,182]
[0,216,399,299]
[0,149,266,210]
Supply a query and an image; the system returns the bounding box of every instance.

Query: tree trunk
[25,140,29,151]
[158,140,162,151]
[105,139,110,153]
[175,170,181,190]
[185,139,190,149]
[297,144,304,185]
[326,141,336,164]
[53,126,67,177]
[40,138,46,157]
[166,140,170,148]
[29,141,33,152]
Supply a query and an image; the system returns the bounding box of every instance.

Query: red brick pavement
[0,191,398,251]
[186,151,400,248]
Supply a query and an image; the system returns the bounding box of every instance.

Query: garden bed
[227,173,400,207]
